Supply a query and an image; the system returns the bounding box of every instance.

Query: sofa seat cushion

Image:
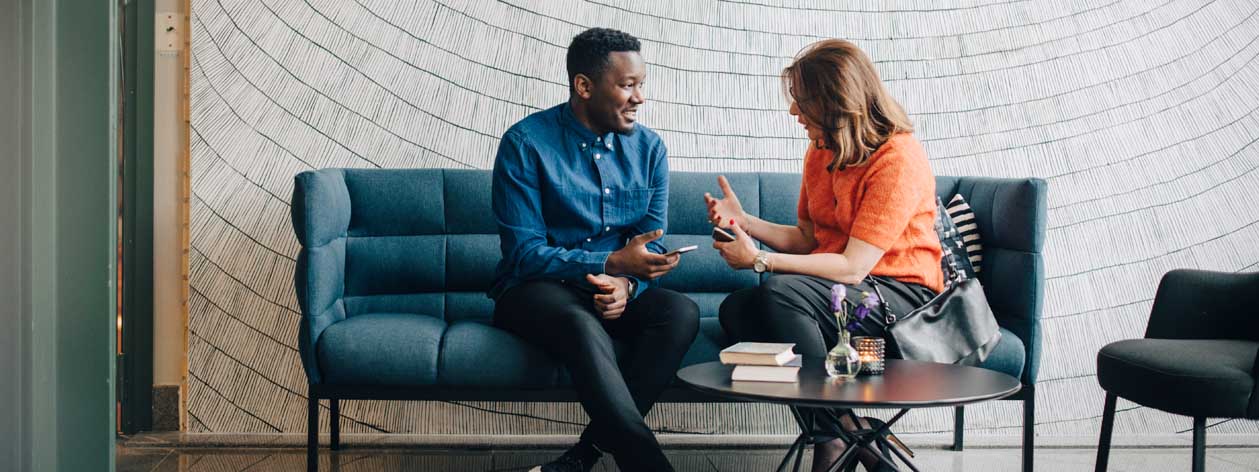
[439,320,720,388]
[975,327,1026,381]
[1098,339,1257,418]
[317,313,445,385]
[437,321,567,387]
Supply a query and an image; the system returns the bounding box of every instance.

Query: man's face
[581,51,646,135]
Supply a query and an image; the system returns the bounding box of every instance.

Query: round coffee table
[678,357,1021,472]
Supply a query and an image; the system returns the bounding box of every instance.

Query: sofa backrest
[292,168,1046,383]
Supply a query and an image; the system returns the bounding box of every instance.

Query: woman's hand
[714,222,759,270]
[704,175,750,230]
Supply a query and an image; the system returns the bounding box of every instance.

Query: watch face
[753,251,768,272]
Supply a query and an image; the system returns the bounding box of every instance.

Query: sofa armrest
[954,177,1047,385]
[291,169,352,384]
[1145,269,1259,342]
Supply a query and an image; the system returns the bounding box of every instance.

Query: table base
[777,407,919,472]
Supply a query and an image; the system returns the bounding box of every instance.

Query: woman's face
[789,101,827,143]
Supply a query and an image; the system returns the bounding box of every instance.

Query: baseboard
[152,384,180,431]
[117,432,1259,449]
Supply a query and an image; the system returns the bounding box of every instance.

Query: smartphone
[712,227,736,243]
[665,245,698,256]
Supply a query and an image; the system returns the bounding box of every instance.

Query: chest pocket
[611,188,653,226]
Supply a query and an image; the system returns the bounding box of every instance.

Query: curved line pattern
[714,0,1033,14]
[190,0,1259,437]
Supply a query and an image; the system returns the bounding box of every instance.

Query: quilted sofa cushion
[434,318,728,387]
[317,313,444,385]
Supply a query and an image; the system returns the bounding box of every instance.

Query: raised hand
[606,229,679,280]
[586,273,629,319]
[704,175,749,230]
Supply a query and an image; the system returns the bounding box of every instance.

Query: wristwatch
[624,277,638,295]
[753,250,771,273]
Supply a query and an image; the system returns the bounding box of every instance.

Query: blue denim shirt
[490,103,669,300]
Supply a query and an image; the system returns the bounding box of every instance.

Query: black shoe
[528,442,602,472]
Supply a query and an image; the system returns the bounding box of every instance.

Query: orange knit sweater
[797,133,943,293]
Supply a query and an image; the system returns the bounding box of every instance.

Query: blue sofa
[291,168,1046,471]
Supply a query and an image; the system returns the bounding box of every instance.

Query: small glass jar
[854,336,885,375]
[826,329,861,379]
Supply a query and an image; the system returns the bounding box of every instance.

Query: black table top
[677,358,1021,409]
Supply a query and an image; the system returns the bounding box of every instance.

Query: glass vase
[825,330,861,379]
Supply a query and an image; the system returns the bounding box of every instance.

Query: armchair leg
[1095,392,1116,472]
[308,389,319,472]
[1192,417,1206,472]
[1023,385,1035,472]
[330,398,341,451]
[951,406,964,451]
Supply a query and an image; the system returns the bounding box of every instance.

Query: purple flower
[861,290,881,309]
[846,320,862,333]
[830,284,847,312]
[853,304,870,321]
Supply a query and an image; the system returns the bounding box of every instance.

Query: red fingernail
[729,219,735,225]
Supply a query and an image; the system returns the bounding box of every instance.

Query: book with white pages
[719,342,797,366]
[730,355,803,382]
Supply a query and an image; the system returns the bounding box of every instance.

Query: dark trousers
[719,274,934,439]
[495,280,700,471]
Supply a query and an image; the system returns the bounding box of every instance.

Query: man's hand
[714,222,759,270]
[586,274,630,320]
[605,229,679,280]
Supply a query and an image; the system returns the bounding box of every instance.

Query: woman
[709,39,942,472]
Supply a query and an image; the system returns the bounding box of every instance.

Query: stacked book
[719,342,802,382]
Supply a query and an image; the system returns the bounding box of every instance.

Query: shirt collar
[561,102,616,152]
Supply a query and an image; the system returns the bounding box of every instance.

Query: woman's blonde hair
[782,39,913,171]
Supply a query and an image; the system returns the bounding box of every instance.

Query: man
[490,28,699,472]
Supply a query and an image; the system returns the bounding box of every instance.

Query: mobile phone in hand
[665,245,698,256]
[712,227,736,243]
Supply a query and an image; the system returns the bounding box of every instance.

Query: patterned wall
[188,0,1259,436]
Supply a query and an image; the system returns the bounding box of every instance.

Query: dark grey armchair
[1095,269,1259,472]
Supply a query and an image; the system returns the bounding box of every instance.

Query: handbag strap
[868,197,968,325]
[937,197,968,286]
[866,276,898,325]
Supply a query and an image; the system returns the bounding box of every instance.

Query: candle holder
[854,336,884,375]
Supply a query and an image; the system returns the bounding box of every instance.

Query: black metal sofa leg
[331,398,341,451]
[1192,417,1206,472]
[1095,392,1116,472]
[308,389,319,472]
[952,406,964,451]
[1023,385,1035,472]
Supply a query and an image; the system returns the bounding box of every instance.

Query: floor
[117,434,1259,471]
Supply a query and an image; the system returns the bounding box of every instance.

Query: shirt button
[605,142,613,150]
[594,153,601,160]
[605,226,611,232]
[580,143,587,149]
[604,188,610,194]
[586,238,592,242]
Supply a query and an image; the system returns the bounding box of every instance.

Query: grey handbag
[868,212,1002,366]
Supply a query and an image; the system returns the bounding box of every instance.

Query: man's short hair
[566,28,641,93]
